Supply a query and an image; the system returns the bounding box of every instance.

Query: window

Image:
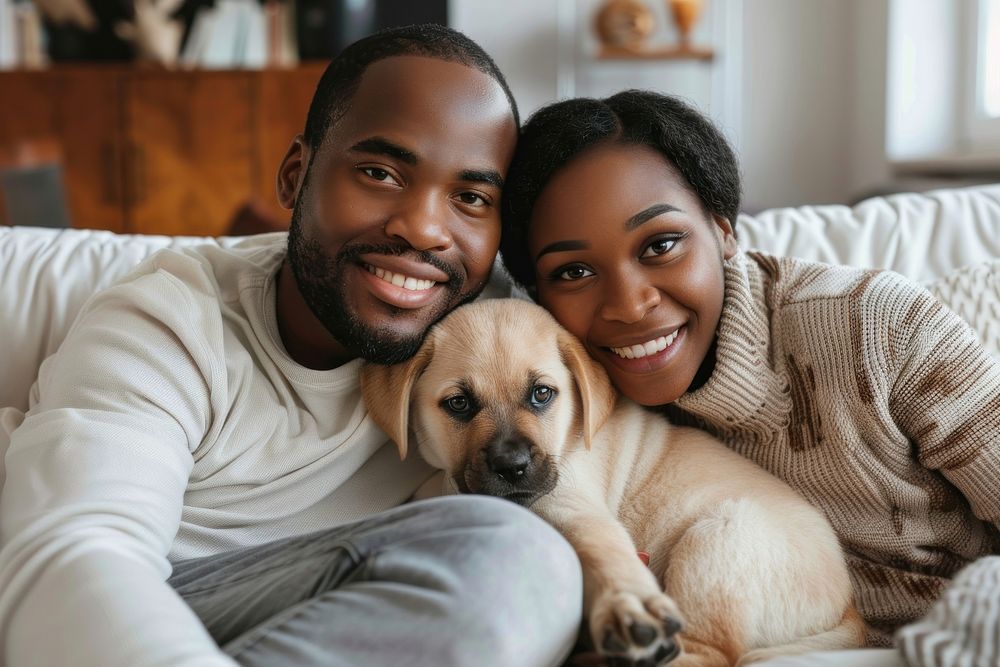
[886,0,1000,166]
[980,0,1000,117]
[965,0,1000,147]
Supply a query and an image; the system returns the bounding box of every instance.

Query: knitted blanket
[897,557,1000,666]
[927,258,1000,361]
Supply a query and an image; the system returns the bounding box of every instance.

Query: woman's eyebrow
[535,240,590,260]
[625,203,682,230]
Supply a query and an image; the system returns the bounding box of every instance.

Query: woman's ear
[276,135,310,210]
[712,214,739,259]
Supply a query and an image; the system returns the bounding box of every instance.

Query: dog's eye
[530,385,554,407]
[444,395,470,414]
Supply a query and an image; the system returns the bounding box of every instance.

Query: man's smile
[356,254,453,310]
[364,264,437,291]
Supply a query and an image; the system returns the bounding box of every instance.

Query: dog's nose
[487,436,533,484]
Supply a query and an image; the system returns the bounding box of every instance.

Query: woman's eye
[361,167,398,184]
[640,238,677,258]
[530,385,554,407]
[444,395,470,413]
[456,192,488,207]
[556,265,594,281]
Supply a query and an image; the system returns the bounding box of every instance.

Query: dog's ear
[360,337,435,460]
[557,329,616,450]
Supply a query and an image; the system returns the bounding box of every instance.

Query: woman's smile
[598,324,687,374]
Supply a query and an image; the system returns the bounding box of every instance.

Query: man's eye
[556,266,594,281]
[640,238,677,258]
[456,192,488,207]
[361,167,398,184]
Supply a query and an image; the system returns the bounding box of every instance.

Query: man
[0,25,581,667]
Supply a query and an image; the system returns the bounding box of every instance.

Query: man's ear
[712,214,739,259]
[360,337,435,460]
[276,135,310,210]
[557,329,616,450]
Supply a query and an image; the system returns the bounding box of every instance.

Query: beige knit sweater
[665,250,1000,647]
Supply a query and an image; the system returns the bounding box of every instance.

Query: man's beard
[286,205,487,365]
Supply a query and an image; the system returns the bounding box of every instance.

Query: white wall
[738,0,899,209]
[847,0,893,201]
[738,0,851,209]
[451,0,894,211]
[448,0,563,120]
[450,0,739,128]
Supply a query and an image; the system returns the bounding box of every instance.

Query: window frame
[962,0,1000,150]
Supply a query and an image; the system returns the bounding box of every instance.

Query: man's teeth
[611,330,680,359]
[366,265,436,291]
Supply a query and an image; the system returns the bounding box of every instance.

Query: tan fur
[362,299,865,666]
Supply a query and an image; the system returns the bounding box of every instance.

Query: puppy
[362,299,864,666]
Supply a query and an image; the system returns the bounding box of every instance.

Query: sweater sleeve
[0,265,236,666]
[887,277,1000,531]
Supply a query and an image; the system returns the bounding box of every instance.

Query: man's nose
[383,192,454,252]
[598,274,660,324]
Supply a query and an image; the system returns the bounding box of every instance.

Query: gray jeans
[168,495,583,667]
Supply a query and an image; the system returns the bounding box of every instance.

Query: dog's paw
[590,590,684,666]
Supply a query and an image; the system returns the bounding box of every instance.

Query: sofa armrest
[0,227,250,412]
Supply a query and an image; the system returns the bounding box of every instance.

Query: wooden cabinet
[0,64,325,236]
[59,69,128,233]
[125,72,255,236]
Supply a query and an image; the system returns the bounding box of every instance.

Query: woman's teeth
[610,330,680,359]
[366,265,436,291]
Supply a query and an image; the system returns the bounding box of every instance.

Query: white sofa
[2,184,999,666]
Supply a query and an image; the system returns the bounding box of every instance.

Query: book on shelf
[200,0,241,68]
[181,0,297,70]
[179,3,215,67]
[265,0,298,67]
[0,0,47,70]
[242,0,267,69]
[0,0,14,70]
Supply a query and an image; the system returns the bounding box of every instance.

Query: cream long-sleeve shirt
[0,235,434,666]
[667,250,1000,646]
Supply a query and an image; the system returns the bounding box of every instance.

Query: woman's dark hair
[500,90,741,289]
[303,24,519,153]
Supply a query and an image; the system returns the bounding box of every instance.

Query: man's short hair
[303,24,520,152]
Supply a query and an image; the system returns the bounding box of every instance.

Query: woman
[499,90,1000,647]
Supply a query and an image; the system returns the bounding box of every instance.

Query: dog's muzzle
[459,430,558,507]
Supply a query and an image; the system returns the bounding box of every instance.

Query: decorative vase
[594,0,656,52]
[667,0,704,48]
